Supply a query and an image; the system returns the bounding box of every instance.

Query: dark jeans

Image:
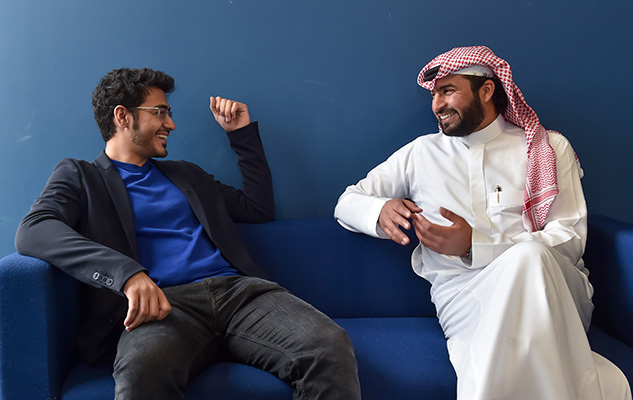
[113,275,361,400]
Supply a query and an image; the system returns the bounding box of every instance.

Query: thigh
[220,278,348,376]
[213,276,361,399]
[115,303,218,369]
[114,282,221,393]
[440,241,593,339]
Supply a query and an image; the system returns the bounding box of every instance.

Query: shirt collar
[455,114,505,147]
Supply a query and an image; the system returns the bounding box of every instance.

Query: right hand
[122,272,171,332]
[209,96,251,132]
[378,199,423,245]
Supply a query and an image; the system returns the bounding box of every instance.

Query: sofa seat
[1,215,632,399]
[59,317,457,400]
[56,320,633,400]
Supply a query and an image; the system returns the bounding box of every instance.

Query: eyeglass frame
[131,106,173,120]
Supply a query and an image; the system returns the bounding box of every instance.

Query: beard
[439,95,485,137]
[130,119,168,159]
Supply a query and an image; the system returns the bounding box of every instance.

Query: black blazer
[15,122,274,364]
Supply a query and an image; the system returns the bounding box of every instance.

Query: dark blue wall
[1,0,632,257]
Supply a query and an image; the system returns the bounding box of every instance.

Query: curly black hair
[92,68,175,142]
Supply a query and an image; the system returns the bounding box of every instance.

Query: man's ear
[479,80,495,104]
[113,105,130,129]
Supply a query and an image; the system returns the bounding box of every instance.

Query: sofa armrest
[0,253,80,400]
[585,215,633,348]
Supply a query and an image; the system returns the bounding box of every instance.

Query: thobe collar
[455,114,506,148]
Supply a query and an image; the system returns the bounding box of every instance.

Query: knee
[293,324,361,398]
[504,242,560,271]
[306,323,358,371]
[492,241,568,287]
[508,241,553,259]
[320,324,355,357]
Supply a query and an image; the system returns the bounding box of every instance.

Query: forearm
[224,122,275,222]
[334,187,390,237]
[16,216,145,293]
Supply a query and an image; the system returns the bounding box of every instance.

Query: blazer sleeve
[218,122,275,223]
[15,158,146,294]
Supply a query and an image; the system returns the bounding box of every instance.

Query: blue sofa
[1,215,632,399]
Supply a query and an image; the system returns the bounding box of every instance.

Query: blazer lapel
[93,151,140,260]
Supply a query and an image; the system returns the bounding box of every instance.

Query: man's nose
[164,114,176,131]
[432,95,445,113]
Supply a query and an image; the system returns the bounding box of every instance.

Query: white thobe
[334,115,631,399]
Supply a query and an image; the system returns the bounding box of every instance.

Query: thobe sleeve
[334,142,414,238]
[471,134,587,267]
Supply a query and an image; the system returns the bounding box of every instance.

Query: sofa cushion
[588,326,633,384]
[60,316,456,400]
[337,317,456,400]
[60,361,292,400]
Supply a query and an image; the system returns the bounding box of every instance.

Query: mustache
[436,106,458,116]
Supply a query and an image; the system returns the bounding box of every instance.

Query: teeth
[158,134,168,139]
[439,112,456,120]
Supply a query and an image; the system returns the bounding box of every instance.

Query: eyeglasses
[132,107,173,120]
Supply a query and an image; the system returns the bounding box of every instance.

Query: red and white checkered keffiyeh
[417,46,557,232]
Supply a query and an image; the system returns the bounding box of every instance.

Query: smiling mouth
[157,134,168,140]
[438,110,458,121]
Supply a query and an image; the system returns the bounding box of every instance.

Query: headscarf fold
[417,46,558,232]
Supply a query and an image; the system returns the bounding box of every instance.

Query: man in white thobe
[334,46,631,399]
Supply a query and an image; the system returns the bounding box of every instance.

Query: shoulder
[545,130,579,163]
[373,133,442,169]
[547,130,574,150]
[51,157,94,177]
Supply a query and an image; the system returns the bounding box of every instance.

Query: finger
[395,211,412,228]
[394,202,412,220]
[224,100,235,123]
[220,98,231,122]
[230,101,239,120]
[125,295,147,331]
[439,207,461,224]
[411,214,440,248]
[414,212,437,232]
[124,296,138,330]
[403,199,423,214]
[385,226,407,245]
[213,96,223,115]
[212,97,225,120]
[157,292,172,321]
[382,220,410,245]
[147,292,160,322]
[385,202,415,230]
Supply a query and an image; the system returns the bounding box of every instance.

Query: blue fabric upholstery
[1,215,632,399]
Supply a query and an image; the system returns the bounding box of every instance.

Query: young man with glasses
[16,68,361,400]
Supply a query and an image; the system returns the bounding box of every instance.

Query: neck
[105,137,147,167]
[475,111,500,132]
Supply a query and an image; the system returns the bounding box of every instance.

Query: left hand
[210,96,251,132]
[411,207,472,257]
